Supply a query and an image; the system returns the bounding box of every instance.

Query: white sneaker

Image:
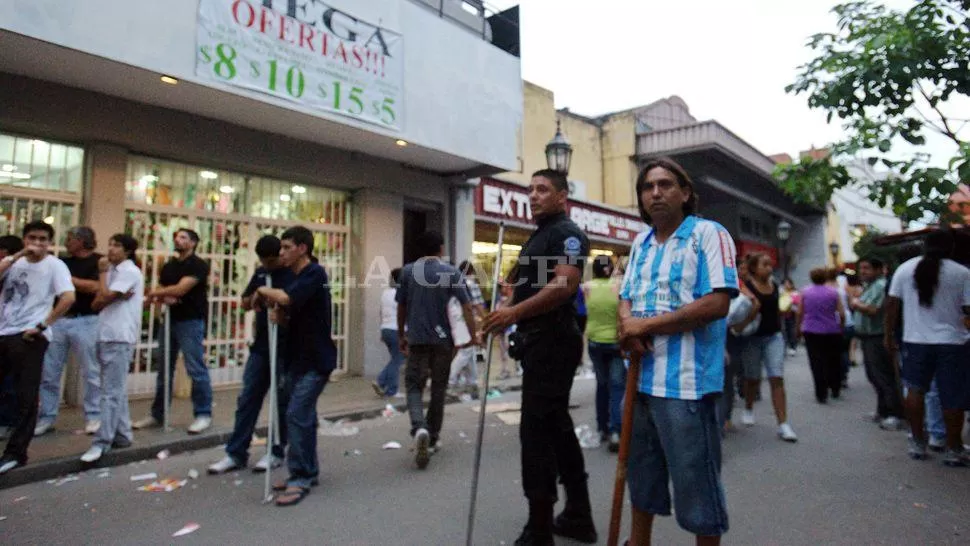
[187,416,212,434]
[80,445,105,463]
[0,457,20,474]
[741,410,755,427]
[414,428,430,469]
[33,420,54,437]
[787,348,797,357]
[253,453,283,473]
[879,417,904,431]
[778,422,798,443]
[132,416,160,430]
[84,420,101,435]
[207,456,242,474]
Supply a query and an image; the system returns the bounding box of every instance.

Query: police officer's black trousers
[519,329,588,503]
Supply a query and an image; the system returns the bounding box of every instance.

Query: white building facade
[0,0,522,396]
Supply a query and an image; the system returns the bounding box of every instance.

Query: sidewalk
[0,356,527,490]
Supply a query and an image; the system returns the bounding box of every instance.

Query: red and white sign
[475,178,647,245]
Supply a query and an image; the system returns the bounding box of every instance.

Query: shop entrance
[403,202,443,264]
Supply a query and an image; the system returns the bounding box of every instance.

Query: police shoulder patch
[563,236,582,257]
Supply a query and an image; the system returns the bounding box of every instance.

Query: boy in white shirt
[81,234,144,463]
[0,221,76,474]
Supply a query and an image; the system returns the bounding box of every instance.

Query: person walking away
[483,169,596,546]
[374,268,404,398]
[780,278,800,355]
[723,275,759,434]
[254,226,338,506]
[797,268,845,403]
[135,228,213,434]
[208,235,293,474]
[0,235,24,441]
[396,231,477,469]
[849,257,904,431]
[0,221,75,474]
[885,230,970,466]
[80,234,144,463]
[583,254,624,452]
[35,226,102,437]
[739,253,797,442]
[616,158,736,545]
[447,282,477,392]
[828,269,856,389]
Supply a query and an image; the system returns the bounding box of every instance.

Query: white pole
[264,275,279,502]
[466,221,506,546]
[163,304,172,433]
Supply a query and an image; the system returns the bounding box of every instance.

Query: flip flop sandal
[275,487,309,507]
[272,478,319,491]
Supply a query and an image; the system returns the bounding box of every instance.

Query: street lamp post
[829,241,840,268]
[545,119,573,177]
[777,220,791,279]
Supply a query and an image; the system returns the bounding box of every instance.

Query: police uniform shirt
[513,211,590,325]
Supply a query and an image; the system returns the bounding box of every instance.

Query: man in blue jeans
[134,228,213,434]
[208,235,293,474]
[255,226,337,507]
[618,158,735,545]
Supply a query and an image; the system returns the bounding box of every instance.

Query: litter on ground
[575,425,601,449]
[138,479,188,492]
[130,473,158,482]
[319,418,360,437]
[172,522,200,537]
[188,469,200,480]
[496,412,521,425]
[382,441,403,450]
[343,449,363,457]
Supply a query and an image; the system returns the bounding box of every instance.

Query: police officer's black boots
[552,480,598,543]
[514,499,555,546]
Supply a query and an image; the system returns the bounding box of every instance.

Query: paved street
[1,350,968,545]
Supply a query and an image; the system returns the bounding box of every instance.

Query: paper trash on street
[130,473,158,482]
[138,479,188,492]
[382,441,403,450]
[172,522,200,537]
[319,418,360,437]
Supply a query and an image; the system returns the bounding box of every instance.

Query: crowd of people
[0,155,967,541]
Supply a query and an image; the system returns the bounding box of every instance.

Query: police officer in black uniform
[483,169,596,546]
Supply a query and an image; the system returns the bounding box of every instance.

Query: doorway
[403,203,443,264]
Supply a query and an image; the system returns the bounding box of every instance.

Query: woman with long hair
[739,253,798,442]
[797,268,845,403]
[582,255,624,451]
[886,230,970,465]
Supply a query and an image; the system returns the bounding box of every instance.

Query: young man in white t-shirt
[80,234,144,463]
[0,221,76,474]
[885,230,970,466]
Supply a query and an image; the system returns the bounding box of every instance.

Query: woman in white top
[373,268,404,398]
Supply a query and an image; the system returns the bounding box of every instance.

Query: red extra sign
[475,177,648,244]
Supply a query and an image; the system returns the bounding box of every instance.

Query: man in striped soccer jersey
[618,158,738,545]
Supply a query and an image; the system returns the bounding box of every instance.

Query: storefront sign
[737,240,779,266]
[196,0,403,129]
[475,178,647,245]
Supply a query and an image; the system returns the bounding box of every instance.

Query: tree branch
[917,83,963,145]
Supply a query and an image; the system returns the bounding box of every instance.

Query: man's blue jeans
[225,350,289,464]
[377,328,403,396]
[151,319,212,420]
[38,315,101,424]
[924,379,946,443]
[588,341,625,434]
[286,368,330,489]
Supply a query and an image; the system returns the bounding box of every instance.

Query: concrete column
[451,182,476,263]
[348,188,404,379]
[83,143,128,252]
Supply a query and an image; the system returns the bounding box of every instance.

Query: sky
[484,0,961,165]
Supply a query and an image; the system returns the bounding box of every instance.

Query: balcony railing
[410,0,520,57]
[636,121,777,176]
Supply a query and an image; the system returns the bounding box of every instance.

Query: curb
[0,381,523,490]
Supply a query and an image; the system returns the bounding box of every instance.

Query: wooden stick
[607,355,641,546]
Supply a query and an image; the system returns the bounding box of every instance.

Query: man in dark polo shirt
[35,227,102,437]
[255,226,337,507]
[135,228,213,434]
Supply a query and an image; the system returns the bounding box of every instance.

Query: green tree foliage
[775,0,970,224]
[852,229,902,267]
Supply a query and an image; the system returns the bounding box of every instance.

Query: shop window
[126,156,349,225]
[0,133,84,194]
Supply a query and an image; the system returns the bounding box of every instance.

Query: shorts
[741,332,785,380]
[901,342,970,410]
[627,393,729,536]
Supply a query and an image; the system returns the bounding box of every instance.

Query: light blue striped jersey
[620,216,739,400]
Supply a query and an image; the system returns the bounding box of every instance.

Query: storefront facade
[472,177,647,296]
[1,0,523,396]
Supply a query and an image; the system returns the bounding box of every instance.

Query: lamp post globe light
[545,119,573,177]
[777,220,792,278]
[829,241,840,267]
